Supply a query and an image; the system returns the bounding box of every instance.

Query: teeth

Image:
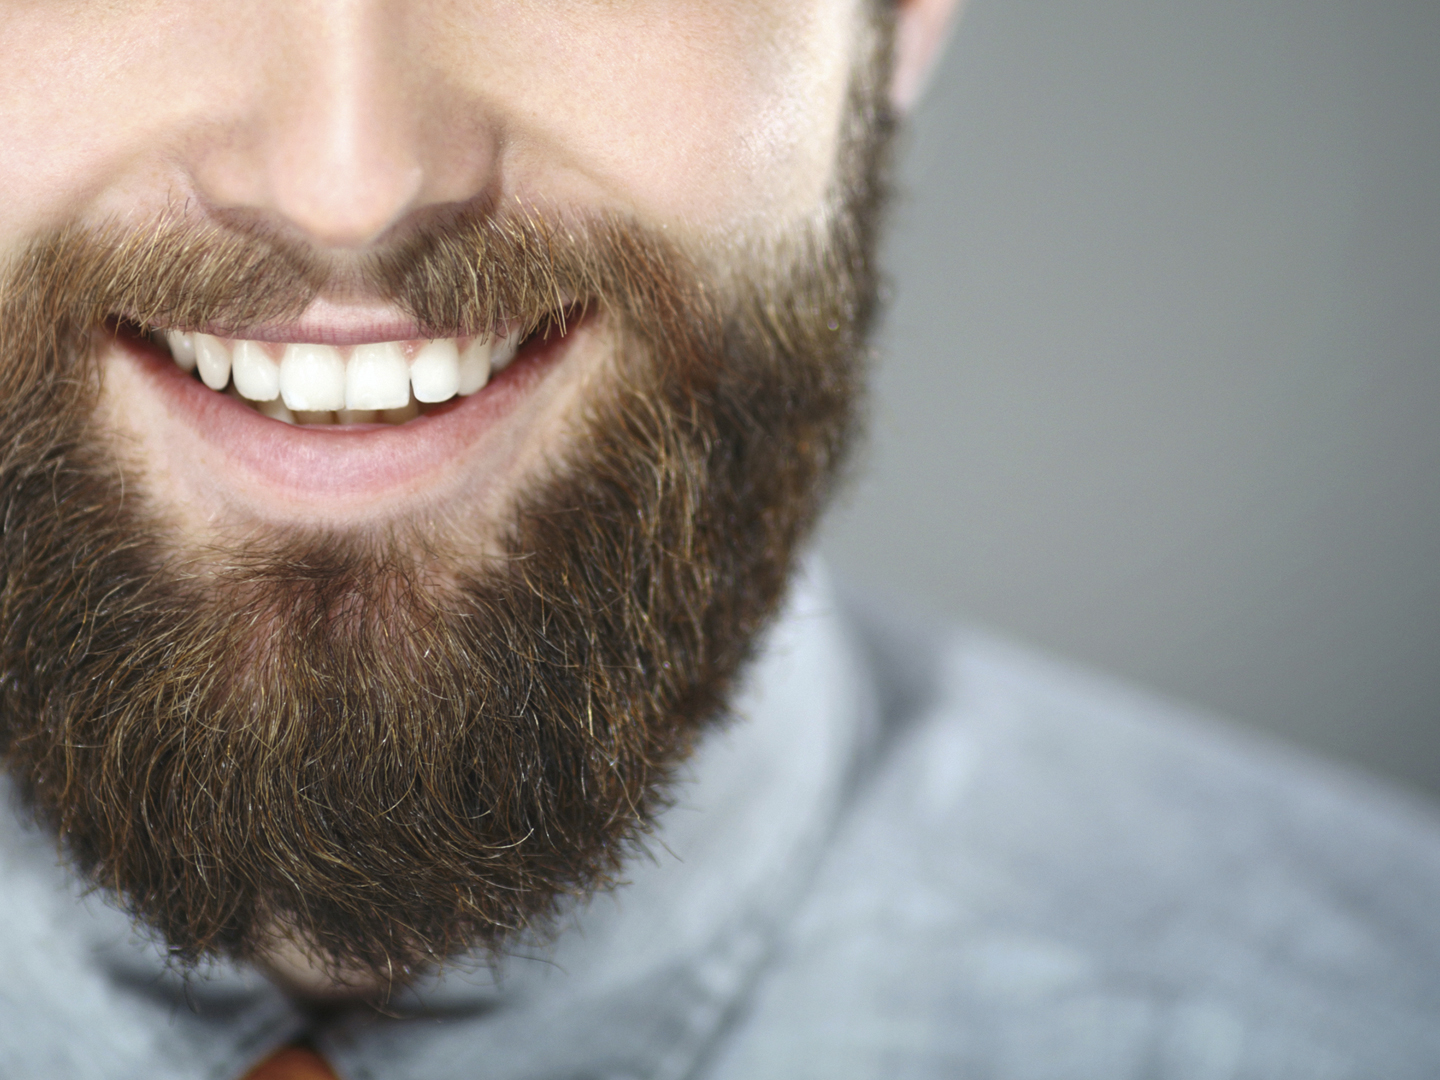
[193,333,231,391]
[382,395,420,425]
[491,329,522,373]
[410,340,460,403]
[345,342,410,411]
[163,325,535,425]
[232,339,281,402]
[256,397,296,424]
[457,338,491,396]
[165,331,197,372]
[280,343,346,411]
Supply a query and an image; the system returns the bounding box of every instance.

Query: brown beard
[0,12,895,990]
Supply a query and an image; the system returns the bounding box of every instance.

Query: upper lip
[191,299,430,347]
[152,296,574,348]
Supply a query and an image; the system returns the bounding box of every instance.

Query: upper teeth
[163,329,521,424]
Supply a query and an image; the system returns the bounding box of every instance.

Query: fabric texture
[3,560,1438,1078]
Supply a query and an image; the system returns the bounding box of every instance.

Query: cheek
[432,0,861,231]
[0,4,214,242]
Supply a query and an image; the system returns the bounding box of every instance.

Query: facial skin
[5,0,854,540]
[0,0,958,996]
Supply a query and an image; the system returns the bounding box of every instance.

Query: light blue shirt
[3,563,1439,1078]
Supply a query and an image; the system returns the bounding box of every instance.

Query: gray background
[819,0,1440,800]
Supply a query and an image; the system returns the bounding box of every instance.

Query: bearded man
[1,1,1438,1078]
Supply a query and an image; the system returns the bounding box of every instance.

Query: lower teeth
[224,388,430,426]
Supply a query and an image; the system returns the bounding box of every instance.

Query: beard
[0,16,895,990]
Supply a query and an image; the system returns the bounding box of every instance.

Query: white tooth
[279,343,345,410]
[456,338,491,396]
[345,342,410,410]
[193,333,231,390]
[336,409,378,424]
[166,330,197,372]
[490,329,522,373]
[232,340,281,401]
[256,397,295,424]
[294,410,337,425]
[409,339,460,403]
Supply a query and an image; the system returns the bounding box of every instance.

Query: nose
[188,0,494,250]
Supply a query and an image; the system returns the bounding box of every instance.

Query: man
[1,1,1437,1078]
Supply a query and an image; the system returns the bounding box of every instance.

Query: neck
[256,938,391,1004]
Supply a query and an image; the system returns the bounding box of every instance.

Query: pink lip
[116,326,570,503]
[188,299,428,346]
[184,297,534,346]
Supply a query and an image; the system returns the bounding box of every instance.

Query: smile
[157,328,523,426]
[103,305,591,521]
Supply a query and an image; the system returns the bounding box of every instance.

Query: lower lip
[114,326,574,502]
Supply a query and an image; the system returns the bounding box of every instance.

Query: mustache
[0,201,709,388]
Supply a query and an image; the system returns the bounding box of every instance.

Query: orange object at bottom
[240,1046,342,1080]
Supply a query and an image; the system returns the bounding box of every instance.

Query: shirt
[3,560,1439,1079]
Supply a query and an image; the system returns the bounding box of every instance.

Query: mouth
[143,320,535,426]
[101,303,593,528]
